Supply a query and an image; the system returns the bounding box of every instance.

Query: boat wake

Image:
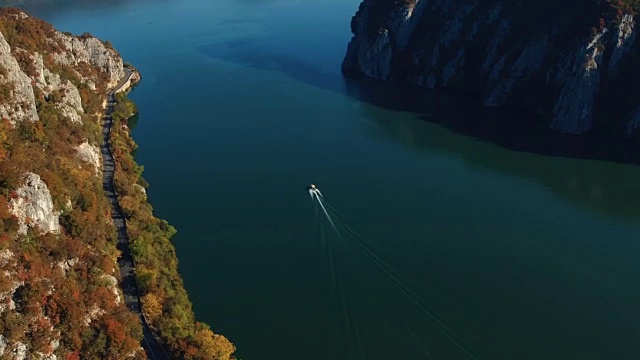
[309,184,480,360]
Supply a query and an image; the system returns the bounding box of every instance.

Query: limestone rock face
[76,140,101,175]
[549,31,606,134]
[9,172,60,235]
[0,250,20,315]
[0,32,39,124]
[58,79,84,124]
[343,0,640,137]
[54,33,124,88]
[30,53,85,124]
[0,10,125,126]
[12,342,27,360]
[0,336,6,357]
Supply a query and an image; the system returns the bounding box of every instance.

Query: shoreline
[104,67,237,359]
[101,68,172,359]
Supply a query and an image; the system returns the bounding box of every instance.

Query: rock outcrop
[0,31,38,124]
[55,257,79,276]
[343,0,640,137]
[53,33,124,88]
[0,9,125,126]
[101,274,122,306]
[76,140,101,175]
[9,172,60,235]
[0,249,20,314]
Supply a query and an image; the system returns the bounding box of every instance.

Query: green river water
[11,0,640,358]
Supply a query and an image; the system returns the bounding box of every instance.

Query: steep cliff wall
[0,12,123,125]
[0,8,236,360]
[0,8,144,359]
[343,0,640,137]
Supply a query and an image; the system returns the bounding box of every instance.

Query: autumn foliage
[0,7,236,359]
[0,9,143,359]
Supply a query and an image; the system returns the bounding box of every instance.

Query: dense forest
[0,7,235,359]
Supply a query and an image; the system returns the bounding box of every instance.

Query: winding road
[101,68,172,360]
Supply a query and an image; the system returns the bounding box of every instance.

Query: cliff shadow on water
[344,75,640,165]
[197,37,640,164]
[197,38,640,220]
[344,76,640,220]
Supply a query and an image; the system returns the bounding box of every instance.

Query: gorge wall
[342,0,640,138]
[0,7,236,360]
[0,7,142,359]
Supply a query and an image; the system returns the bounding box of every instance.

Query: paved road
[101,68,172,360]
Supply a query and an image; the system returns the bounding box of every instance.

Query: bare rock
[9,172,60,235]
[76,141,101,175]
[0,32,38,124]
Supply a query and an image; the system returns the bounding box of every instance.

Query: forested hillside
[0,7,235,359]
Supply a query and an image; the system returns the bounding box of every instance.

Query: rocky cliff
[0,8,144,359]
[0,8,237,360]
[343,0,640,137]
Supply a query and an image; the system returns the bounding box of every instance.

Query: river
[10,0,640,358]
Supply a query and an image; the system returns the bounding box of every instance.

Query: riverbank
[106,70,237,359]
[101,68,172,359]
